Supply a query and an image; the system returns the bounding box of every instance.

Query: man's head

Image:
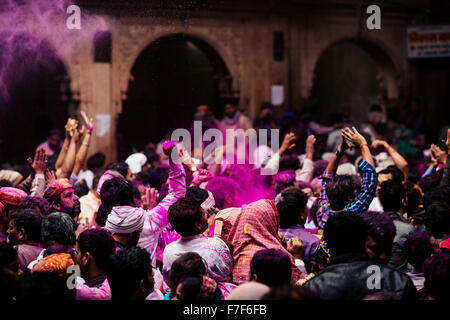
[423,252,450,300]
[378,180,406,213]
[43,179,80,218]
[7,209,42,245]
[404,231,435,273]
[273,170,296,195]
[105,206,145,246]
[325,175,360,211]
[225,103,237,118]
[169,252,207,297]
[360,211,396,263]
[87,152,106,173]
[424,202,450,240]
[106,162,134,181]
[107,246,154,300]
[74,229,116,278]
[275,187,308,228]
[205,177,241,210]
[17,196,52,218]
[47,129,62,152]
[250,249,292,288]
[168,198,208,237]
[324,212,367,258]
[97,176,136,227]
[41,212,76,248]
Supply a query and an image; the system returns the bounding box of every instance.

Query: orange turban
[31,253,75,276]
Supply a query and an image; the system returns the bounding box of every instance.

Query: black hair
[424,202,450,239]
[106,246,151,300]
[77,229,116,271]
[276,188,308,227]
[177,276,223,301]
[325,175,357,211]
[144,148,160,165]
[0,179,13,188]
[379,165,405,183]
[17,196,53,217]
[404,231,434,271]
[404,182,423,216]
[250,249,292,288]
[73,180,89,198]
[146,167,169,191]
[378,180,405,212]
[97,177,134,226]
[169,252,207,298]
[87,153,106,172]
[370,104,382,112]
[324,212,367,257]
[105,162,129,178]
[360,211,396,260]
[407,170,422,184]
[423,252,450,300]
[313,160,329,179]
[41,212,76,247]
[186,186,209,203]
[10,209,42,242]
[168,198,203,237]
[279,154,300,172]
[273,170,296,195]
[205,177,240,210]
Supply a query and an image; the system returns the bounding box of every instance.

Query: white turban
[105,206,146,234]
[125,153,147,174]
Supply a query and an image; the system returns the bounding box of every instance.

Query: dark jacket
[304,254,418,300]
[386,211,416,272]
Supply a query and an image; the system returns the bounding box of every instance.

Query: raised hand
[430,144,447,164]
[80,110,94,132]
[279,132,296,155]
[305,135,316,158]
[45,168,56,184]
[27,148,47,175]
[371,139,389,149]
[141,187,159,210]
[341,127,367,148]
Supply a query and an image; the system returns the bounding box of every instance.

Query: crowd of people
[0,100,449,302]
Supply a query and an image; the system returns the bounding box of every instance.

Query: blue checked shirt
[316,160,378,229]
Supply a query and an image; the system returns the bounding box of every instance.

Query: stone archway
[309,36,401,123]
[116,32,234,159]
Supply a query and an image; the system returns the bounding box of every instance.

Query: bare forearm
[386,145,408,179]
[326,154,342,173]
[73,133,92,175]
[60,139,78,178]
[55,138,70,170]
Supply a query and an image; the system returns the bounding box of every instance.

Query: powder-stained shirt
[137,159,186,265]
[316,160,378,229]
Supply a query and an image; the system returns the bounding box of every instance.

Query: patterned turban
[0,187,28,206]
[31,253,75,276]
[97,170,123,195]
[43,179,73,204]
[105,206,145,234]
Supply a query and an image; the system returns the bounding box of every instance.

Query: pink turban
[43,179,73,203]
[0,187,28,206]
[97,170,123,195]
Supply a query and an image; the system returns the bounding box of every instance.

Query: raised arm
[439,128,450,187]
[73,111,94,176]
[55,119,72,171]
[342,127,375,168]
[296,135,316,183]
[372,139,408,180]
[58,122,80,179]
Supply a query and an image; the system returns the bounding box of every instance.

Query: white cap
[125,153,147,174]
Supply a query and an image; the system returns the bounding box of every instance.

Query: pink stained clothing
[137,159,186,265]
[76,278,111,300]
[162,234,236,298]
[16,243,43,271]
